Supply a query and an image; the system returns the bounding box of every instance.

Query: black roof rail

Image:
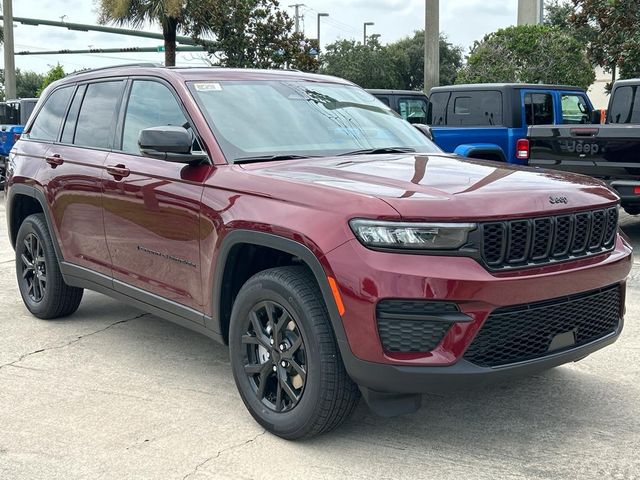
[66,63,163,77]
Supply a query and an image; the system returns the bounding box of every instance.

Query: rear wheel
[15,214,83,319]
[229,266,360,439]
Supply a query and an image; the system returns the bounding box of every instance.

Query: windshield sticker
[194,82,222,92]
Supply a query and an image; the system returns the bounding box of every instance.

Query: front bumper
[324,234,632,392]
[342,326,621,393]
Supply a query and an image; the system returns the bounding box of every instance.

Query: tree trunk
[163,18,178,67]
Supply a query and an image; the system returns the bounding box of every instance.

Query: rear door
[41,81,125,278]
[102,78,209,317]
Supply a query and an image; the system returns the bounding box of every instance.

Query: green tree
[190,0,318,71]
[456,24,595,90]
[568,0,640,82]
[387,31,463,89]
[320,38,404,89]
[38,64,66,96]
[0,69,45,100]
[98,0,209,67]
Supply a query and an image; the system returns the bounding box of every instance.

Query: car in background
[528,78,640,215]
[426,84,599,163]
[367,89,429,125]
[1,98,38,188]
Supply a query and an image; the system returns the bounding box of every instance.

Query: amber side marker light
[327,276,345,316]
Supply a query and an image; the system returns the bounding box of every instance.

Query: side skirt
[60,262,224,344]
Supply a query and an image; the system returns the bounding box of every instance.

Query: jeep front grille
[480,206,618,271]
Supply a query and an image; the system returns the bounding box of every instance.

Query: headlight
[349,219,477,250]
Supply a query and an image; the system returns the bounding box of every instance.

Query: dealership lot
[0,198,639,480]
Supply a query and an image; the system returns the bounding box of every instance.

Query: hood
[242,153,619,221]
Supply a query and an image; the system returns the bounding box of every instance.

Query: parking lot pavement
[0,199,639,480]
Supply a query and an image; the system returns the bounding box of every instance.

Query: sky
[3,0,518,74]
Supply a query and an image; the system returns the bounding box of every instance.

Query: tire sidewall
[15,215,57,317]
[229,274,326,438]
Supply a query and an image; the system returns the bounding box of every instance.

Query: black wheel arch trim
[6,183,65,262]
[211,230,353,358]
[464,147,507,162]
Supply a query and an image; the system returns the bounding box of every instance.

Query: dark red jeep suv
[5,65,633,439]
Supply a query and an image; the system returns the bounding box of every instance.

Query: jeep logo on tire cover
[549,196,568,204]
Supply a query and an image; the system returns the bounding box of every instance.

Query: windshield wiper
[337,147,416,156]
[234,154,320,164]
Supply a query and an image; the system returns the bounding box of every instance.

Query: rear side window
[28,87,73,141]
[609,86,640,124]
[524,93,553,125]
[398,97,428,124]
[446,91,503,126]
[74,81,125,149]
[61,85,87,144]
[121,80,188,154]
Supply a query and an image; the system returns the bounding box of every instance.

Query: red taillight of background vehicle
[634,186,640,195]
[13,133,21,143]
[516,139,529,160]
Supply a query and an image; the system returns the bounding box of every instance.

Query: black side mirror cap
[138,125,207,163]
[591,109,603,124]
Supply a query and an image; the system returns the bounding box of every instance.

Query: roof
[366,89,428,97]
[612,78,640,88]
[57,64,354,86]
[430,83,587,93]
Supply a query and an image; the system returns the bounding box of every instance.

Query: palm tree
[98,0,188,66]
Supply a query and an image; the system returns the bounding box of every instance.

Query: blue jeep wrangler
[1,98,38,188]
[427,84,599,164]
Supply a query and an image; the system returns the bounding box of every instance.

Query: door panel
[102,154,207,311]
[44,144,111,276]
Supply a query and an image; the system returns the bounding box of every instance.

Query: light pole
[3,0,17,100]
[363,22,374,45]
[317,12,329,59]
[424,0,439,93]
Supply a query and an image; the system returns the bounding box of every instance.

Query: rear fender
[453,143,507,162]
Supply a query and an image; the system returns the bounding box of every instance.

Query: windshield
[188,80,440,162]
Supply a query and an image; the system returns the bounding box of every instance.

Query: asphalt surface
[1,198,639,480]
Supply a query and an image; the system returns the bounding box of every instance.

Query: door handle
[45,154,64,167]
[106,164,130,179]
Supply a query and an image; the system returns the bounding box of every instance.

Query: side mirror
[138,126,206,163]
[590,109,603,124]
[413,123,434,141]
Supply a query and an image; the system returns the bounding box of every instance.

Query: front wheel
[229,266,360,439]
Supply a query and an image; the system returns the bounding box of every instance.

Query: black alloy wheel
[20,232,47,303]
[242,300,307,412]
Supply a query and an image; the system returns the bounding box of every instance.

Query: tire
[229,266,360,439]
[15,213,83,319]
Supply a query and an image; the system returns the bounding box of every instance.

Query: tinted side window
[609,86,635,124]
[61,85,87,144]
[121,80,188,154]
[28,87,73,141]
[428,92,449,125]
[398,97,428,124]
[74,81,125,149]
[376,96,391,107]
[446,91,503,126]
[524,93,553,125]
